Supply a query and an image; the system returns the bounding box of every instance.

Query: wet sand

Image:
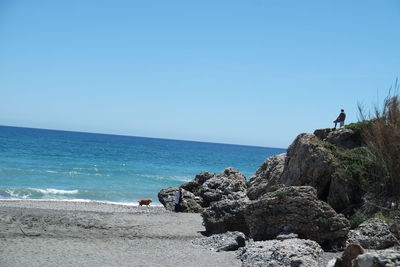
[0,200,241,267]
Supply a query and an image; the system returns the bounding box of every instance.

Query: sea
[0,125,285,205]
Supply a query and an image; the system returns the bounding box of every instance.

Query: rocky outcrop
[159,168,248,212]
[157,187,202,213]
[347,218,399,249]
[353,248,400,267]
[326,128,361,149]
[247,153,286,200]
[314,128,333,140]
[191,231,246,251]
[244,186,350,248]
[280,134,336,201]
[201,198,249,235]
[238,238,323,267]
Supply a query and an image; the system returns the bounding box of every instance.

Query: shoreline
[0,198,164,210]
[0,199,241,267]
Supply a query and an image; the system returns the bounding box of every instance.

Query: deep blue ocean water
[0,126,285,205]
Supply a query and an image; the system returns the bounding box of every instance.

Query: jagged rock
[181,172,215,196]
[326,128,361,149]
[334,243,364,267]
[191,231,246,251]
[314,128,333,140]
[247,153,286,200]
[200,167,247,207]
[238,238,323,267]
[244,186,350,248]
[280,133,336,200]
[201,198,249,235]
[157,187,203,213]
[347,218,399,249]
[353,248,400,267]
[159,168,247,212]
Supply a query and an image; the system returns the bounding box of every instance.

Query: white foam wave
[31,188,79,195]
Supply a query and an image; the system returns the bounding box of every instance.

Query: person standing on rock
[174,188,183,212]
[333,109,346,129]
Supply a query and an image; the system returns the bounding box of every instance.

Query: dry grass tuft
[359,80,400,196]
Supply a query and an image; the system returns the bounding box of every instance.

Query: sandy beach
[0,200,241,267]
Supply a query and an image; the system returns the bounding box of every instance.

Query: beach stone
[192,231,246,251]
[244,186,350,249]
[238,238,323,267]
[247,153,286,200]
[201,198,249,235]
[326,128,361,149]
[280,133,336,201]
[353,248,400,267]
[347,218,399,249]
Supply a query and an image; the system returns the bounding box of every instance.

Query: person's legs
[340,121,344,128]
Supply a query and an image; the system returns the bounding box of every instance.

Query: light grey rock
[353,248,400,267]
[280,133,336,200]
[347,218,399,249]
[247,153,286,200]
[238,238,323,267]
[244,186,350,249]
[200,167,247,207]
[192,231,246,251]
[201,198,249,235]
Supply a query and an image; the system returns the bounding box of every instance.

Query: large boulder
[158,167,247,212]
[201,198,249,235]
[244,186,350,248]
[238,238,323,267]
[326,128,361,149]
[347,218,399,249]
[191,231,246,251]
[200,167,247,207]
[247,153,286,200]
[158,187,177,211]
[280,134,336,201]
[157,187,202,213]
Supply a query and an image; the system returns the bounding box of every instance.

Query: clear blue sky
[1,0,399,148]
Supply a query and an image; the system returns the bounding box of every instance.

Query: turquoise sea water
[0,126,285,205]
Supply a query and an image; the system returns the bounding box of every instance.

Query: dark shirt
[338,112,346,122]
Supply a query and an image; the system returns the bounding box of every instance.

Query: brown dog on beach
[138,199,152,206]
